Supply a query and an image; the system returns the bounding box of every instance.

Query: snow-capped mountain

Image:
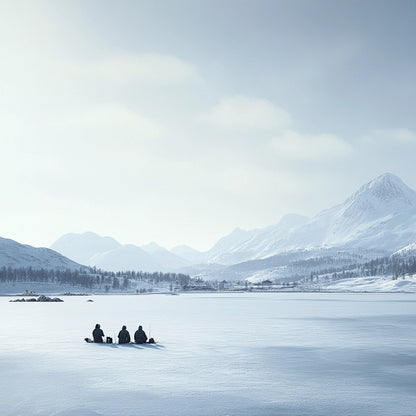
[51,232,190,272]
[321,172,416,248]
[141,242,190,269]
[204,173,416,265]
[0,237,82,270]
[205,214,310,264]
[50,173,416,279]
[170,244,206,264]
[89,244,162,272]
[51,232,121,265]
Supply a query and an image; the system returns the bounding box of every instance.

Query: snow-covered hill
[51,232,121,265]
[141,242,190,269]
[170,244,206,264]
[392,242,416,257]
[0,237,82,270]
[89,244,162,272]
[312,275,416,293]
[51,232,190,272]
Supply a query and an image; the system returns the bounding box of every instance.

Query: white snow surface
[394,242,416,256]
[314,275,416,292]
[1,292,416,416]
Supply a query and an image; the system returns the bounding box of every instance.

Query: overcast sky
[1,0,416,251]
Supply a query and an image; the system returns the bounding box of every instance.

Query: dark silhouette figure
[134,325,148,344]
[118,325,131,344]
[92,324,105,343]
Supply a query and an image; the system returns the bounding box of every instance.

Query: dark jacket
[92,327,105,343]
[118,328,131,344]
[134,328,148,344]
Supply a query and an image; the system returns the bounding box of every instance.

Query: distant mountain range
[203,172,416,263]
[50,232,191,272]
[0,237,81,270]
[1,172,416,283]
[194,172,416,280]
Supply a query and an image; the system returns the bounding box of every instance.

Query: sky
[1,0,416,252]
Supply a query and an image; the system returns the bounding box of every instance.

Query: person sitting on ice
[134,325,148,344]
[92,324,105,343]
[118,325,131,344]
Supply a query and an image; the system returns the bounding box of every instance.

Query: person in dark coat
[134,325,148,344]
[92,324,105,343]
[118,325,131,344]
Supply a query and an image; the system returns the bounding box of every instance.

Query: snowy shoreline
[1,274,416,296]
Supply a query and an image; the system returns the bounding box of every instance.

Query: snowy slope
[171,244,206,264]
[141,242,190,269]
[0,236,82,270]
[51,231,121,265]
[316,275,416,292]
[89,244,162,272]
[204,215,309,265]
[322,172,416,247]
[52,233,189,272]
[204,227,260,264]
[392,241,416,257]
[204,173,416,264]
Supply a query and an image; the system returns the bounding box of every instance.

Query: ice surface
[1,293,415,415]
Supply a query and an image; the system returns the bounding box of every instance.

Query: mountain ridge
[50,231,190,272]
[202,173,416,265]
[0,236,82,270]
[8,172,414,278]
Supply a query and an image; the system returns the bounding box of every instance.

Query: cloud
[73,53,200,87]
[201,95,292,131]
[0,1,200,88]
[68,103,161,140]
[270,130,352,161]
[362,128,416,144]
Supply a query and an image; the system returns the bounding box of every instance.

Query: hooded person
[118,325,131,344]
[134,325,148,344]
[92,324,105,343]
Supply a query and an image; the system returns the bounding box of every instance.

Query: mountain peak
[365,173,411,198]
[141,242,164,254]
[342,173,416,218]
[51,232,121,265]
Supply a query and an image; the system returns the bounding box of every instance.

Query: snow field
[1,293,415,415]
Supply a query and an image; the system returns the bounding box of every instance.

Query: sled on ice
[84,337,156,344]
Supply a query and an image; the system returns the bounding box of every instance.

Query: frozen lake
[1,292,415,416]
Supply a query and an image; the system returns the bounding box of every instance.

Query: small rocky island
[10,295,64,302]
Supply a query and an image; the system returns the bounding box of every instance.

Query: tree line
[0,266,191,291]
[306,255,416,282]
